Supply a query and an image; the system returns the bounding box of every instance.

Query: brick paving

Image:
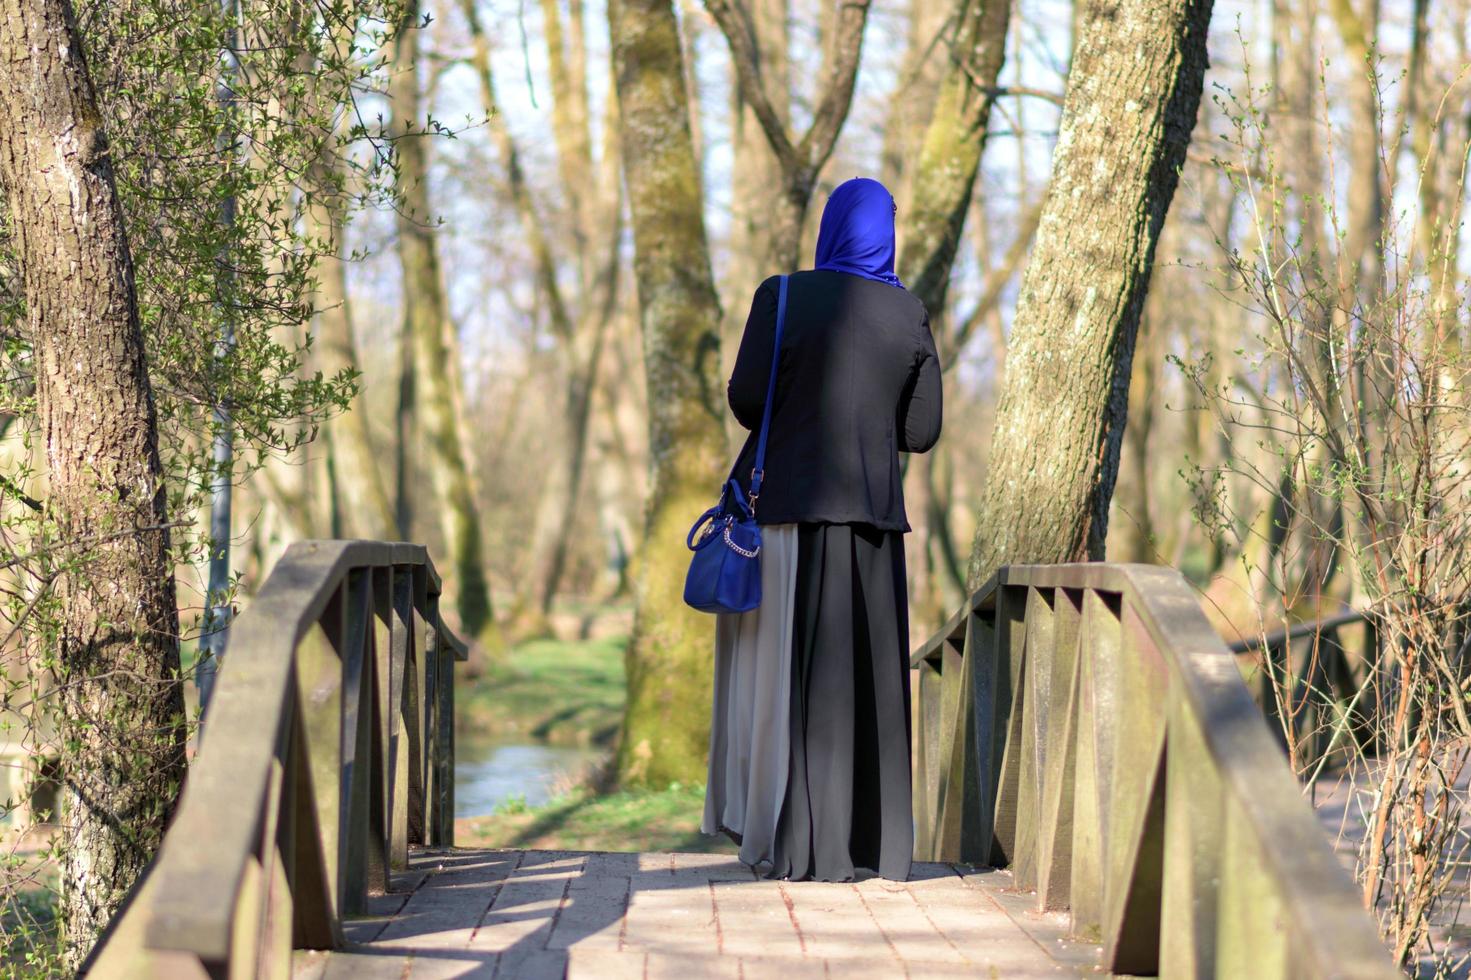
[294,848,1102,979]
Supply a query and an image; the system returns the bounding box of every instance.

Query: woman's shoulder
[789,270,928,311]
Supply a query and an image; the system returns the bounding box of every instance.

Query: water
[454,735,603,818]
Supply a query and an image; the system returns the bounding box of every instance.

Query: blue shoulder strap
[747,275,788,512]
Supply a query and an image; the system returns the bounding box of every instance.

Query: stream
[454,732,603,818]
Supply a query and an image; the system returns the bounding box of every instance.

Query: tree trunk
[390,5,495,640]
[0,0,186,963]
[897,0,1012,316]
[965,0,1215,588]
[1109,309,1160,563]
[307,162,396,541]
[609,0,728,787]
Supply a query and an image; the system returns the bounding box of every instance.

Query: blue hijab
[813,177,905,289]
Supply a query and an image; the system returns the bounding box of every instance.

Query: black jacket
[728,270,942,531]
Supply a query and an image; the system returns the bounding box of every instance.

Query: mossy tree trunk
[965,0,1215,588]
[0,0,186,964]
[390,3,495,640]
[896,0,1012,317]
[609,0,728,787]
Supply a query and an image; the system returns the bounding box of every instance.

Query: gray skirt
[702,522,914,881]
[700,524,799,866]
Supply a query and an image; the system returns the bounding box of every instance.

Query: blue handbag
[683,275,789,614]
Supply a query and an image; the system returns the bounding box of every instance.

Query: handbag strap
[747,274,788,512]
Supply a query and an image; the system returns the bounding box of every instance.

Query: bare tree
[308,22,396,542]
[464,0,625,628]
[703,0,873,270]
[390,3,496,641]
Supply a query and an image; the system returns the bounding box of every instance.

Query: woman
[702,177,943,882]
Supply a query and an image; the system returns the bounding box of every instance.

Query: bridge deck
[293,848,1102,979]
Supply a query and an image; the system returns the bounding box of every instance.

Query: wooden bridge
[84,542,1401,978]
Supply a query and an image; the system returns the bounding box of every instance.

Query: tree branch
[945,193,1044,371]
[703,0,874,180]
[702,0,800,172]
[799,0,874,172]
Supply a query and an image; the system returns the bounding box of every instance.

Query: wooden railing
[910,563,1397,978]
[1229,611,1383,774]
[84,540,466,978]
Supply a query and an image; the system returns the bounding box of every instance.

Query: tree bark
[0,0,185,963]
[609,0,728,787]
[1109,309,1160,563]
[390,4,495,640]
[965,0,1215,588]
[897,0,1012,317]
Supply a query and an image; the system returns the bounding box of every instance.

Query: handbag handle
[747,274,789,513]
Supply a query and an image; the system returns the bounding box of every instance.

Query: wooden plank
[989,585,1029,868]
[1035,596,1081,911]
[965,614,1001,864]
[283,697,339,950]
[952,614,990,864]
[1214,796,1290,980]
[933,631,967,859]
[428,594,454,846]
[1067,589,1119,940]
[915,660,942,860]
[1099,605,1169,975]
[404,600,426,846]
[297,620,345,924]
[1158,687,1224,980]
[338,570,376,916]
[227,856,263,980]
[259,834,294,980]
[247,753,289,979]
[389,567,414,869]
[371,567,395,864]
[1012,586,1056,889]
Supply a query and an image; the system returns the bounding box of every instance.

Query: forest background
[2,0,1470,972]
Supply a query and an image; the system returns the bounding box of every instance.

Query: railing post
[989,584,1028,868]
[424,592,455,847]
[912,657,941,859]
[1068,589,1122,940]
[388,565,416,865]
[1011,586,1056,890]
[1035,588,1083,910]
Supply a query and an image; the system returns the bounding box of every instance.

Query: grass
[458,634,627,746]
[455,631,731,856]
[456,782,738,856]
